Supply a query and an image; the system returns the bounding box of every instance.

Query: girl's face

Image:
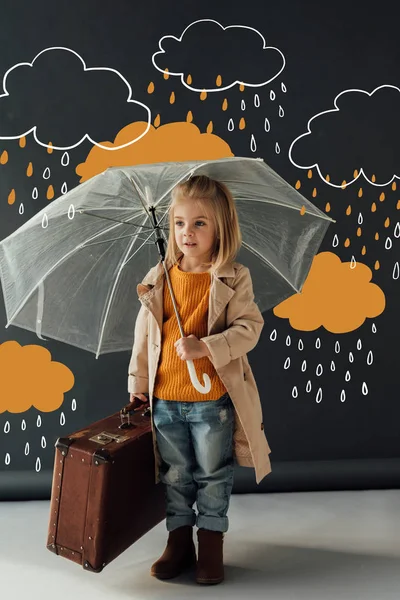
[173,200,216,263]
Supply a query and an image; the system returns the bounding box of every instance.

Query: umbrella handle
[186,360,211,394]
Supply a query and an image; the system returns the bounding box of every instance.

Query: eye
[174,220,205,227]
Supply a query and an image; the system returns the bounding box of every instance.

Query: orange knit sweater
[153,261,227,401]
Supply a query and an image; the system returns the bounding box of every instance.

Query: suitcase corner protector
[93,448,112,465]
[83,560,106,573]
[46,542,58,555]
[55,437,74,452]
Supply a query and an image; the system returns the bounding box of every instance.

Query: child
[128,175,271,585]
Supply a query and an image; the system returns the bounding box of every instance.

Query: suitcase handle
[119,397,151,429]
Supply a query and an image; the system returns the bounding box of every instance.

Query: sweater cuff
[200,333,231,370]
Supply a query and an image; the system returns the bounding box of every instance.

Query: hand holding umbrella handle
[186,360,211,394]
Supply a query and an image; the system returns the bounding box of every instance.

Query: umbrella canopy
[0,157,334,357]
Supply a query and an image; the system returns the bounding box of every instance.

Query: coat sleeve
[200,266,264,371]
[127,303,150,394]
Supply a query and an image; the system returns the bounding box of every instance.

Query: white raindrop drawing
[68,204,75,220]
[41,213,48,228]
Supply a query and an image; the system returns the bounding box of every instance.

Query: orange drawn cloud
[76,121,234,182]
[0,341,75,414]
[273,252,386,333]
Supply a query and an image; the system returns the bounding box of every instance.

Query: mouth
[184,243,197,247]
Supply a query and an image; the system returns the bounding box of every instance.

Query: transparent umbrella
[0,157,334,393]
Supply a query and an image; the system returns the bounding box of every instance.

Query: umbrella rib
[54,242,115,337]
[5,212,145,327]
[152,163,208,208]
[122,205,171,268]
[79,210,169,230]
[235,197,335,223]
[95,214,154,357]
[83,232,155,247]
[241,241,301,294]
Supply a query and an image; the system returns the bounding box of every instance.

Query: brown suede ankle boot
[150,525,196,579]
[196,529,224,585]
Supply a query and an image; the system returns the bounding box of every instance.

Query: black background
[0,0,399,498]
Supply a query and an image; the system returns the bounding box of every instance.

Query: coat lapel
[137,255,236,335]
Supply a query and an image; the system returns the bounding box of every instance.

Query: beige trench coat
[127,256,272,484]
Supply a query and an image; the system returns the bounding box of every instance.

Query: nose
[184,226,194,237]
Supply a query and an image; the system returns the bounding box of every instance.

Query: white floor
[1,490,400,599]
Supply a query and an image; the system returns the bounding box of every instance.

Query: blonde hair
[164,175,242,274]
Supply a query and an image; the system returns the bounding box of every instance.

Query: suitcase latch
[89,432,129,446]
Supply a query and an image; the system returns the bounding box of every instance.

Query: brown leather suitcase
[46,400,165,572]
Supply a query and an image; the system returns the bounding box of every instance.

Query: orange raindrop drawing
[47,185,55,200]
[8,189,16,205]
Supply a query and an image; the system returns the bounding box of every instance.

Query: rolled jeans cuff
[166,514,196,532]
[196,515,229,533]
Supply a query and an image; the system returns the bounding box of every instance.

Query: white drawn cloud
[289,85,400,188]
[152,19,285,92]
[0,47,151,151]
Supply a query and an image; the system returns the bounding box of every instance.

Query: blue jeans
[152,392,235,533]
